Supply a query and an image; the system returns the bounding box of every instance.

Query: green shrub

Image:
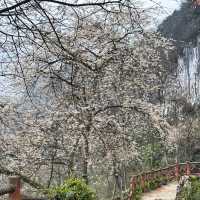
[144,182,150,192]
[149,180,157,190]
[132,185,142,200]
[160,176,168,185]
[49,178,96,200]
[178,176,200,200]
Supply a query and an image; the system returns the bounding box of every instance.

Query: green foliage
[148,180,157,190]
[132,185,142,200]
[48,178,96,200]
[178,176,200,200]
[145,176,168,191]
[140,141,166,169]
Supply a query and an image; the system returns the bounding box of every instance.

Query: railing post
[128,176,136,200]
[9,176,21,200]
[141,174,145,192]
[175,161,180,180]
[186,161,191,176]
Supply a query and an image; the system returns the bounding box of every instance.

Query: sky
[143,0,181,28]
[155,0,181,17]
[151,0,181,9]
[160,0,181,12]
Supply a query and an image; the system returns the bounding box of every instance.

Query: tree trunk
[82,133,89,184]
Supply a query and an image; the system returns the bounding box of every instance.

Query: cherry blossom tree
[0,0,175,199]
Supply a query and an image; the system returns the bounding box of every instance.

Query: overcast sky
[143,0,181,27]
[155,0,181,17]
[160,0,181,12]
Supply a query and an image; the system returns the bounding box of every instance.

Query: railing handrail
[132,161,200,178]
[132,164,177,178]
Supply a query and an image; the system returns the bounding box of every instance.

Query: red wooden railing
[0,176,47,200]
[128,161,200,200]
[2,162,200,200]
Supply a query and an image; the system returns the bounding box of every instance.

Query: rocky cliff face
[158,1,200,162]
[162,45,200,120]
[159,1,200,119]
[177,46,200,103]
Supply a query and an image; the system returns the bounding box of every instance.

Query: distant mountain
[158,1,200,45]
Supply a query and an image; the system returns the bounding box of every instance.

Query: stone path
[141,182,177,200]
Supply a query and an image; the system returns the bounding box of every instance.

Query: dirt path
[141,182,177,200]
